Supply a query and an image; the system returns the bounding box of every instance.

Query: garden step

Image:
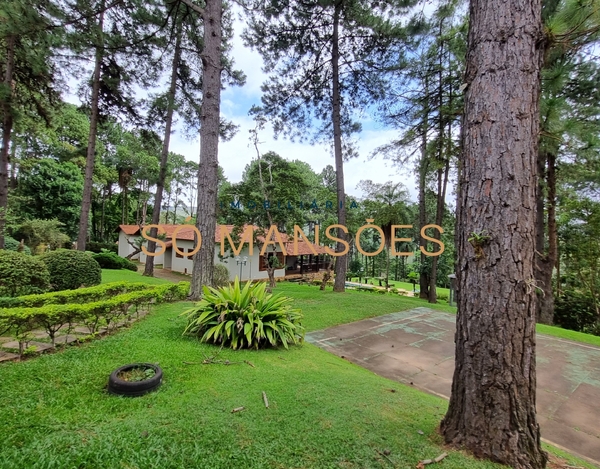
[55,334,85,345]
[0,351,19,362]
[1,341,55,352]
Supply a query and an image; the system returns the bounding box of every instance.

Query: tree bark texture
[190,0,221,299]
[77,10,104,251]
[332,2,347,293]
[144,24,182,277]
[440,0,547,466]
[0,34,16,250]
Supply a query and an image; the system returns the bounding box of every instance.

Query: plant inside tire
[107,363,162,397]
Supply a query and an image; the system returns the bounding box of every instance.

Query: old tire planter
[107,363,163,397]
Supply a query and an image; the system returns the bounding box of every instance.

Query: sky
[165,17,421,202]
[63,11,429,203]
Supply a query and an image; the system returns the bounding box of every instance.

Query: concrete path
[306,307,600,466]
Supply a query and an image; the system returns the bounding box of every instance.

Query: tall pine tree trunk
[534,149,556,324]
[418,137,430,297]
[428,36,448,304]
[144,25,182,277]
[77,10,104,251]
[190,0,222,299]
[429,160,449,303]
[440,0,547,465]
[0,34,16,250]
[332,1,347,292]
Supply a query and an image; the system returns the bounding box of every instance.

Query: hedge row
[0,282,157,309]
[0,282,190,351]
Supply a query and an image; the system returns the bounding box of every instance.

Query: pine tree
[374,1,465,302]
[0,0,61,249]
[244,0,414,292]
[439,0,547,464]
[534,0,600,324]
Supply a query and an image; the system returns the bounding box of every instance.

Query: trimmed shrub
[0,282,190,354]
[0,250,50,297]
[437,293,449,301]
[87,242,118,254]
[40,249,102,291]
[92,252,137,271]
[213,264,230,287]
[181,279,304,349]
[3,236,32,255]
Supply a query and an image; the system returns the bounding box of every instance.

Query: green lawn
[101,268,173,285]
[0,301,508,469]
[348,277,451,297]
[0,273,596,468]
[276,282,456,331]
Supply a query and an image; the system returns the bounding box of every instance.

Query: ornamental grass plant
[181,278,304,349]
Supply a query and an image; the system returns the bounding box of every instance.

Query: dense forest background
[1,0,599,333]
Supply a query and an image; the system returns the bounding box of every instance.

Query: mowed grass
[101,268,173,285]
[0,284,502,469]
[275,282,456,331]
[0,272,596,468]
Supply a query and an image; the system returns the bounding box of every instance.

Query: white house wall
[167,239,285,281]
[118,232,140,260]
[139,249,165,266]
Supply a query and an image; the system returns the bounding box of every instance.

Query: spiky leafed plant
[181,278,304,350]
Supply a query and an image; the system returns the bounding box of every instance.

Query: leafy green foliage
[0,281,154,308]
[87,242,118,254]
[0,250,50,297]
[213,264,230,287]
[93,252,137,271]
[16,159,84,238]
[40,249,102,291]
[9,219,71,253]
[554,291,599,335]
[0,282,190,349]
[2,236,31,255]
[181,279,304,349]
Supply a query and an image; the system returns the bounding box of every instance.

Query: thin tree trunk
[77,10,104,251]
[0,34,16,250]
[440,0,547,464]
[145,19,182,277]
[9,138,17,190]
[190,0,222,299]
[429,33,446,304]
[332,2,347,293]
[535,148,556,324]
[429,160,450,303]
[100,186,107,241]
[418,137,429,297]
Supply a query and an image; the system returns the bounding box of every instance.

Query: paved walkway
[306,307,600,466]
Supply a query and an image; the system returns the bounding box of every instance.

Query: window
[175,248,187,259]
[259,252,284,271]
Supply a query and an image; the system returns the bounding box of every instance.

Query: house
[117,224,328,281]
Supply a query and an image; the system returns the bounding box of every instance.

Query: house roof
[119,224,329,256]
[118,224,292,244]
[284,240,328,256]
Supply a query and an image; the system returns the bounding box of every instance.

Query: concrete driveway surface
[306,307,600,466]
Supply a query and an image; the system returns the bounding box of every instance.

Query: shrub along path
[307,308,600,466]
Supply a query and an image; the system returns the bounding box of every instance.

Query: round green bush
[92,252,123,269]
[0,249,50,296]
[40,249,102,291]
[87,242,118,254]
[3,236,32,255]
[213,264,230,287]
[92,252,137,271]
